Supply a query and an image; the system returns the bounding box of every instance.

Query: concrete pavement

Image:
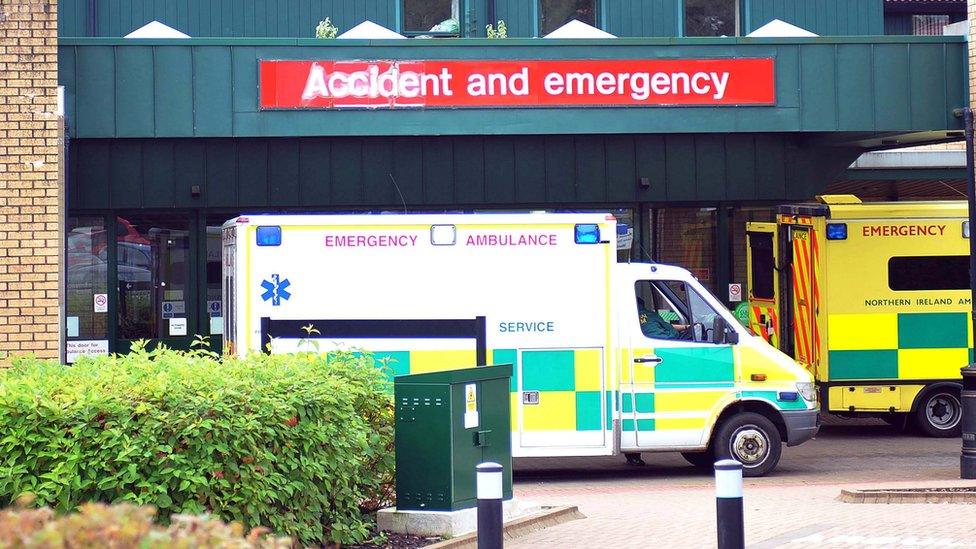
[507,420,976,548]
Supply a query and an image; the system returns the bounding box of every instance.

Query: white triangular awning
[338,20,406,39]
[543,19,617,39]
[746,19,818,38]
[124,21,190,39]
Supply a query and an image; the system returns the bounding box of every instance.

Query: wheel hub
[927,395,960,428]
[731,427,768,465]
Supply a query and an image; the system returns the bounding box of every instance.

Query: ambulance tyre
[914,388,962,438]
[713,413,782,477]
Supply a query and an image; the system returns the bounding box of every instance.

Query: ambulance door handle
[634,355,662,365]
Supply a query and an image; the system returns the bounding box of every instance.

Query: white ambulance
[222,213,818,476]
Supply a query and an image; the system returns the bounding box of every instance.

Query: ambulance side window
[636,280,724,343]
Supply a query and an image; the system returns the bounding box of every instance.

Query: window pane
[66,216,108,340]
[685,0,737,37]
[888,256,969,291]
[912,14,949,36]
[748,231,774,299]
[206,219,227,336]
[654,208,717,293]
[117,215,189,340]
[404,0,459,33]
[540,0,596,36]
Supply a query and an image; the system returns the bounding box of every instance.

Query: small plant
[189,334,219,359]
[486,20,507,38]
[299,323,321,352]
[315,17,339,38]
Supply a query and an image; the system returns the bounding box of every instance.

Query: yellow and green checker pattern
[827,312,974,381]
[369,347,607,432]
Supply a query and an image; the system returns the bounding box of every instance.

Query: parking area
[508,419,976,548]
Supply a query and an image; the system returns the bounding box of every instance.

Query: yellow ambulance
[746,195,970,436]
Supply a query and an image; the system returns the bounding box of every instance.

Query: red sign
[259,59,775,110]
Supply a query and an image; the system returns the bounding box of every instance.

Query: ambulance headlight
[795,382,817,402]
[964,221,970,239]
[826,223,847,240]
[256,226,282,246]
[575,224,600,244]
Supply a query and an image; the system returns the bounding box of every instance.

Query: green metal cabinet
[394,364,513,512]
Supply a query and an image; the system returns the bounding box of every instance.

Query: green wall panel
[494,0,535,38]
[68,133,862,211]
[606,0,679,38]
[60,0,400,38]
[799,44,836,131]
[873,43,910,131]
[194,47,234,135]
[299,139,333,205]
[391,138,424,204]
[114,47,154,137]
[75,46,115,137]
[60,38,968,139]
[745,0,884,36]
[154,47,194,136]
[62,0,898,38]
[453,136,486,204]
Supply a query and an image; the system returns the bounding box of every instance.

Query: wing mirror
[712,316,739,345]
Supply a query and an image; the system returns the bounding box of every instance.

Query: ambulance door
[785,225,816,371]
[627,278,736,450]
[745,223,779,349]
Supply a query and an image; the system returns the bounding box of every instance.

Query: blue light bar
[256,226,282,246]
[575,224,600,244]
[826,223,847,241]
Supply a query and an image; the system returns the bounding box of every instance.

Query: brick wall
[0,0,61,360]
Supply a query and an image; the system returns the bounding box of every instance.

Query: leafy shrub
[0,346,395,546]
[0,497,291,548]
[315,18,339,38]
[486,20,508,38]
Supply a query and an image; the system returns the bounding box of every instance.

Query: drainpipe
[961,107,976,479]
[87,0,97,37]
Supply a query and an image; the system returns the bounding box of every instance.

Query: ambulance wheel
[681,450,715,469]
[714,413,782,477]
[914,389,962,438]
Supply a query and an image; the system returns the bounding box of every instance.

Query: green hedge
[0,345,395,546]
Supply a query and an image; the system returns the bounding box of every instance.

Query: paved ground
[507,417,976,548]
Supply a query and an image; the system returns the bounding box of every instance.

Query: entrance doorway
[64,211,228,361]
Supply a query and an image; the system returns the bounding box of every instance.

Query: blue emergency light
[778,391,799,402]
[826,223,847,240]
[575,224,600,244]
[256,225,282,246]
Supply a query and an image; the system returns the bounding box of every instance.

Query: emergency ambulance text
[499,321,555,333]
[861,225,946,237]
[324,234,418,247]
[466,234,558,247]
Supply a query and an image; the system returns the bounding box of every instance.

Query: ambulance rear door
[746,223,780,349]
[782,221,818,374]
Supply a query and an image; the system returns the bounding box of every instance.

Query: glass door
[115,213,196,352]
[65,215,111,362]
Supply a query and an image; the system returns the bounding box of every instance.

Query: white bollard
[715,459,744,549]
[476,462,504,549]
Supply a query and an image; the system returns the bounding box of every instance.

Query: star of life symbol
[260,274,291,306]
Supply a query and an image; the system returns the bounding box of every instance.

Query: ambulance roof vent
[816,195,862,205]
